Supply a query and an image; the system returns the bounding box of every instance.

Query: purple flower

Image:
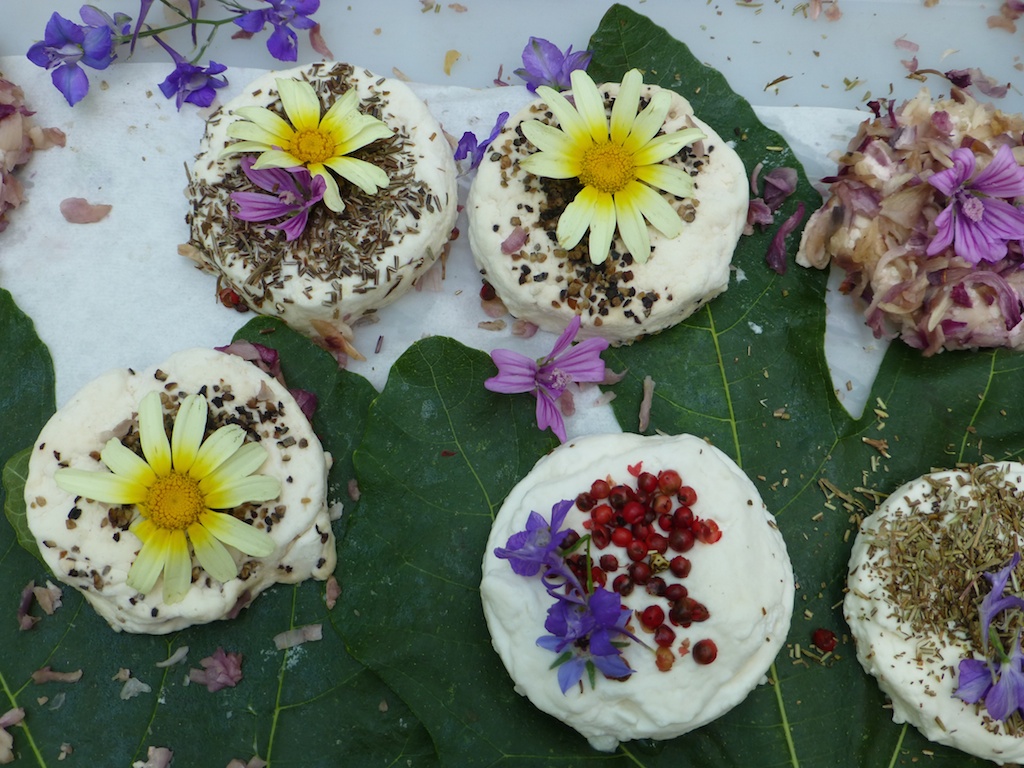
[230,156,326,241]
[494,499,574,577]
[454,111,509,173]
[234,0,320,62]
[484,316,608,442]
[513,37,592,93]
[979,551,1024,649]
[78,6,132,37]
[153,36,228,110]
[536,586,635,693]
[956,633,1024,721]
[927,145,1024,264]
[26,11,115,106]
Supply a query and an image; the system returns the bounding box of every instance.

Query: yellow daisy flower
[225,77,393,213]
[519,68,706,265]
[55,391,279,604]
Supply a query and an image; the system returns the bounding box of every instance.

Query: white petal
[275,77,322,133]
[138,392,171,477]
[610,69,643,145]
[171,395,207,474]
[200,511,276,558]
[569,69,610,145]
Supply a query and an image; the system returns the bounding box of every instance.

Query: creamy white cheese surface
[845,463,1024,765]
[467,83,748,345]
[24,348,335,635]
[185,62,458,341]
[480,433,793,752]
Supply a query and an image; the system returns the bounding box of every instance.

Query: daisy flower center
[291,128,336,165]
[146,472,205,530]
[578,142,636,195]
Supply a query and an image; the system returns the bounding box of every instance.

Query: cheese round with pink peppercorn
[23,347,335,635]
[480,432,793,751]
[466,80,748,345]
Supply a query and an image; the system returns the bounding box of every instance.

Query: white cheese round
[184,61,458,340]
[845,462,1024,764]
[23,348,335,634]
[480,432,793,751]
[466,82,748,345]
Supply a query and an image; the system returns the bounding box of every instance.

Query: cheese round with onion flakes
[23,348,335,635]
[480,432,793,751]
[466,82,748,345]
[845,462,1024,764]
[184,61,457,341]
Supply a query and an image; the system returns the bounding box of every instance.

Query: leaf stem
[706,306,742,466]
[771,662,800,767]
[0,667,47,767]
[886,723,908,768]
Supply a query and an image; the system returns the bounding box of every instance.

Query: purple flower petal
[544,337,610,383]
[955,657,994,704]
[484,350,538,394]
[928,149,975,197]
[51,64,89,106]
[971,145,1024,198]
[266,23,299,61]
[535,392,567,442]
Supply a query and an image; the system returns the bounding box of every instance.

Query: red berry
[631,522,652,542]
[657,513,674,532]
[622,501,646,525]
[599,554,619,572]
[645,576,667,597]
[612,574,633,596]
[628,561,652,585]
[652,493,673,516]
[647,533,669,555]
[561,530,581,550]
[658,470,682,494]
[611,527,633,548]
[592,504,613,526]
[479,281,496,300]
[672,506,694,529]
[669,556,691,578]
[640,605,665,629]
[591,526,610,549]
[812,628,838,653]
[693,639,717,665]
[654,624,676,647]
[591,479,611,499]
[696,519,722,544]
[626,540,647,562]
[690,601,710,623]
[576,492,595,512]
[664,583,688,602]
[637,472,659,494]
[608,485,633,510]
[678,485,698,506]
[669,602,691,626]
[668,528,695,553]
[591,566,607,588]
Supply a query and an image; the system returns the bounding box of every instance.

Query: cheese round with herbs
[480,432,793,751]
[466,82,748,345]
[845,462,1024,763]
[23,348,335,635]
[184,61,457,341]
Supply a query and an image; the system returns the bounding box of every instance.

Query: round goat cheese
[480,432,793,751]
[24,348,335,634]
[184,61,458,343]
[846,462,1024,764]
[467,82,747,345]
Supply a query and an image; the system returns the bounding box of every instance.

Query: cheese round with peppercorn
[466,75,748,345]
[182,61,458,349]
[23,347,335,635]
[846,462,1024,764]
[480,432,793,751]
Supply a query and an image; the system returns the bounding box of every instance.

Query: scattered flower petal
[189,647,244,692]
[59,197,111,223]
[273,624,323,649]
[31,667,83,684]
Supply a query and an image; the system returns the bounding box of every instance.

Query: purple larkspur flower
[234,0,320,62]
[926,144,1024,264]
[230,155,326,241]
[454,111,509,173]
[536,586,635,693]
[493,499,574,577]
[513,37,592,93]
[979,552,1024,649]
[78,5,132,37]
[26,11,115,106]
[153,35,228,110]
[484,316,608,442]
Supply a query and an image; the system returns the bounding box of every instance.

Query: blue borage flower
[955,552,1024,720]
[27,1,322,109]
[495,500,637,694]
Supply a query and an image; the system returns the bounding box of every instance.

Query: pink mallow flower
[230,155,325,241]
[484,316,608,442]
[926,144,1024,264]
